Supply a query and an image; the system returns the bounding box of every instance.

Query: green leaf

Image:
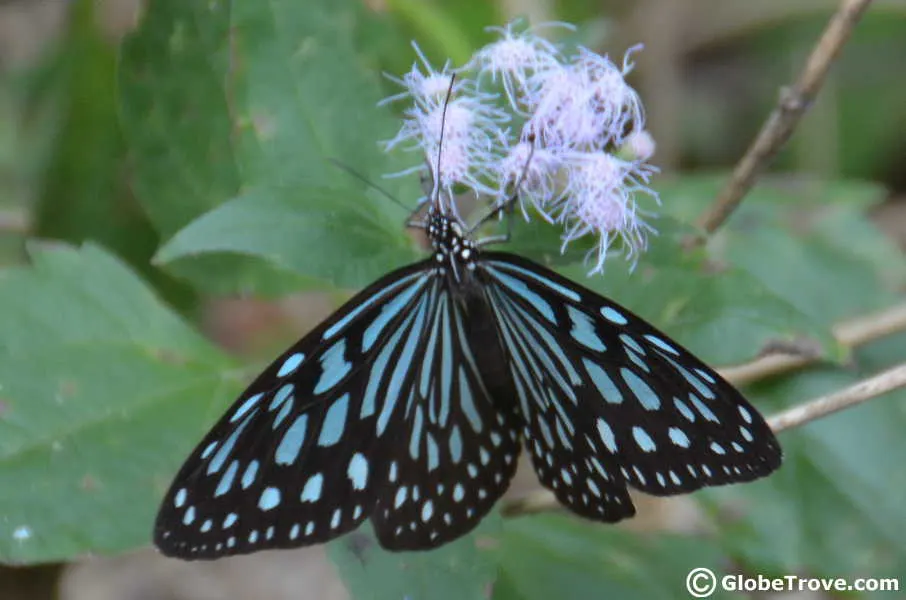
[706,327,906,578]
[496,516,731,600]
[649,173,898,345]
[228,0,405,194]
[810,205,906,293]
[504,210,697,271]
[163,253,321,297]
[384,0,494,67]
[707,378,906,577]
[329,515,501,600]
[719,205,905,325]
[119,0,240,237]
[155,186,418,289]
[654,173,887,223]
[30,1,193,311]
[120,0,414,295]
[0,243,234,563]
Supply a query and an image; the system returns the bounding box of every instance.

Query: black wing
[478,252,781,521]
[154,260,522,557]
[370,285,522,549]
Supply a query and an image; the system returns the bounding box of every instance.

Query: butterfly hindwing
[371,287,522,549]
[481,266,636,522]
[479,252,781,519]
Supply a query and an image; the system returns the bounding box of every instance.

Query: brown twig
[719,303,906,386]
[696,0,875,236]
[767,362,906,432]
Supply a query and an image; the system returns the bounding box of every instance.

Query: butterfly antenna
[431,75,458,218]
[327,158,411,213]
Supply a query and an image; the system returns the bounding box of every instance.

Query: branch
[719,302,906,386]
[501,361,906,518]
[696,0,875,236]
[767,362,906,432]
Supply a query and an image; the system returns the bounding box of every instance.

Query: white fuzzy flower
[522,64,596,149]
[384,93,510,203]
[523,46,644,152]
[557,152,658,273]
[468,22,567,112]
[380,20,658,275]
[574,45,645,142]
[380,42,462,108]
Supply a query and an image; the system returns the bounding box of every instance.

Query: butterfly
[153,190,782,559]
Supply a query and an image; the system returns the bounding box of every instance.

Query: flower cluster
[381,22,659,274]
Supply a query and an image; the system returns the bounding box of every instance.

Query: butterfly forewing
[155,262,437,558]
[479,252,781,517]
[155,257,525,557]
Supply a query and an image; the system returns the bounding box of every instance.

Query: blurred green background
[0,0,904,599]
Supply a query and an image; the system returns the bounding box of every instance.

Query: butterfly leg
[471,138,536,246]
[404,159,437,230]
[474,197,516,247]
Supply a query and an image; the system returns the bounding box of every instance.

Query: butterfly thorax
[425,208,478,284]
